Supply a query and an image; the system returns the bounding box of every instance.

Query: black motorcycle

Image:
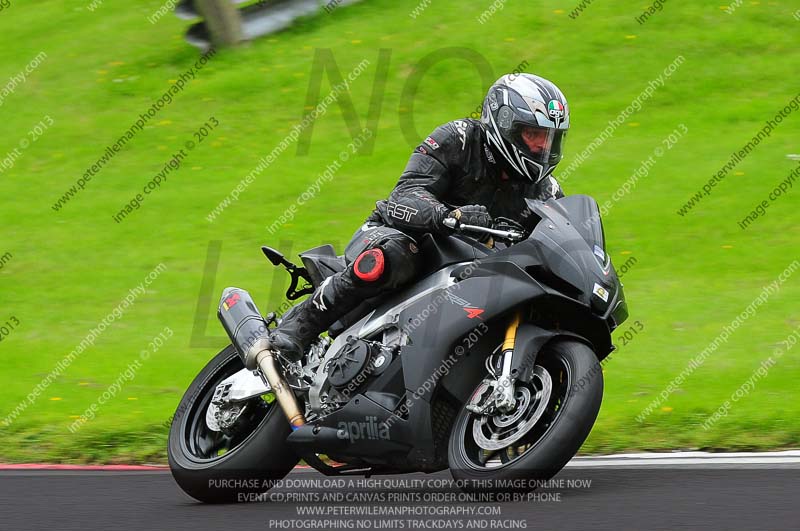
[168,195,628,503]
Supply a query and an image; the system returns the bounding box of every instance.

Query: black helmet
[481,74,570,182]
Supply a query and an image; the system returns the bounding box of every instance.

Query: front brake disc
[471,366,552,451]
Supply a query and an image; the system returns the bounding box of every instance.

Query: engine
[327,337,392,393]
[307,329,400,418]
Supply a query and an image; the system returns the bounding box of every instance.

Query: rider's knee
[353,248,385,282]
[349,236,420,289]
[379,237,421,288]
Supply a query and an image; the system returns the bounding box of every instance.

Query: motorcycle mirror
[261,246,289,267]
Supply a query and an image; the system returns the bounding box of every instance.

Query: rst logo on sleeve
[387,202,420,222]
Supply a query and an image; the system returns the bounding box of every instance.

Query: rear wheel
[448,340,603,491]
[168,345,299,503]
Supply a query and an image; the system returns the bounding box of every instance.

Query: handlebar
[442,217,526,242]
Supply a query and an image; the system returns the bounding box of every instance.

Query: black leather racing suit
[271,119,565,357]
[319,118,564,326]
[367,118,564,238]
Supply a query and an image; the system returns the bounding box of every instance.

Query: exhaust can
[217,287,269,370]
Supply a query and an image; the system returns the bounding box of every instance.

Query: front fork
[495,312,521,412]
[467,311,522,415]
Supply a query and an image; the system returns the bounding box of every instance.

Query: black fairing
[415,233,493,276]
[556,194,606,252]
[281,195,628,472]
[475,195,627,330]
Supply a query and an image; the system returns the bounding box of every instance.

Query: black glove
[447,205,492,228]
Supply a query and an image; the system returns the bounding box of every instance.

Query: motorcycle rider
[270,73,571,359]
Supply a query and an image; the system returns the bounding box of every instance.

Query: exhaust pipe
[253,347,306,429]
[218,287,305,429]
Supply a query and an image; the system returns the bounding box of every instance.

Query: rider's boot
[269,272,362,360]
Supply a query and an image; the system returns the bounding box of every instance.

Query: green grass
[0,1,798,463]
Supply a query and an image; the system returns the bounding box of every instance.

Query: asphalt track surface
[2,454,799,531]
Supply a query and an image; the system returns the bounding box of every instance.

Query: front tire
[448,339,603,491]
[168,345,299,503]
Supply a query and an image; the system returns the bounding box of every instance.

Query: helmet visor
[514,125,567,166]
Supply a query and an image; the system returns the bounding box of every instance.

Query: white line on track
[3,451,799,475]
[566,450,800,468]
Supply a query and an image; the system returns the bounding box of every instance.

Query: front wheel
[448,340,603,491]
[168,345,299,503]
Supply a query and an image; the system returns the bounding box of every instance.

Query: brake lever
[443,217,525,242]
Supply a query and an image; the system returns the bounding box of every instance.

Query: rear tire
[168,345,299,503]
[448,339,603,491]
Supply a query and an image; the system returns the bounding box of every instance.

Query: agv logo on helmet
[547,100,566,127]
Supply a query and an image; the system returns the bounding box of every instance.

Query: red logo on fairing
[464,307,485,319]
[223,292,241,311]
[443,291,485,319]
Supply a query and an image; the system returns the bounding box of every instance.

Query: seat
[299,244,346,286]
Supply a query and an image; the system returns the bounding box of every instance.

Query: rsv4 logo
[444,290,485,320]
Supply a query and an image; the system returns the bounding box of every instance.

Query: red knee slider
[354,249,385,282]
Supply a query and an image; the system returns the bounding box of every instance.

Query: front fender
[513,325,597,382]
